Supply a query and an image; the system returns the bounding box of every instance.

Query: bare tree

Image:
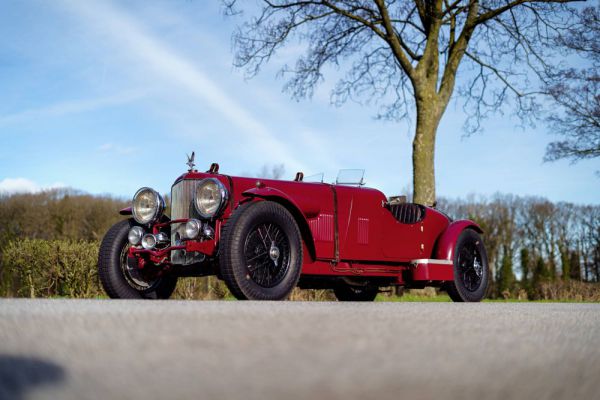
[544,6,600,164]
[225,0,579,205]
[258,163,286,179]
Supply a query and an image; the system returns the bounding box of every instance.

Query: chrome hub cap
[269,242,280,265]
[120,244,159,291]
[473,258,483,278]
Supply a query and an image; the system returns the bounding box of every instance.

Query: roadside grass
[70,292,600,302]
[482,298,600,303]
[46,295,110,300]
[376,293,452,302]
[39,294,599,302]
[38,289,600,303]
[376,294,600,303]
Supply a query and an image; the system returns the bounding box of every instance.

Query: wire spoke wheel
[119,244,161,292]
[243,223,291,288]
[457,242,483,292]
[445,229,489,302]
[219,201,303,300]
[98,219,177,299]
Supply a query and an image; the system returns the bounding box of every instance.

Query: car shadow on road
[0,354,65,400]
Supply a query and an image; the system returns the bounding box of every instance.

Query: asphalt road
[1,300,599,400]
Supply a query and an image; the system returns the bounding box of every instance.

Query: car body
[98,156,489,301]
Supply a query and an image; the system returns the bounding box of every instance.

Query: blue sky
[0,0,598,204]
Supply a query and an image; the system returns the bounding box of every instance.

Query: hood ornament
[186,151,195,172]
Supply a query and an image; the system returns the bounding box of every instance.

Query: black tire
[445,229,489,302]
[98,219,177,299]
[333,284,378,302]
[220,201,303,300]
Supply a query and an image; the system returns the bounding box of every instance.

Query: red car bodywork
[122,168,482,287]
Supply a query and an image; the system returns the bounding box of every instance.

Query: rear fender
[242,187,317,262]
[433,220,483,261]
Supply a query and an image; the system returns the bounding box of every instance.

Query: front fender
[242,186,321,218]
[119,206,132,216]
[433,220,483,261]
[242,186,318,262]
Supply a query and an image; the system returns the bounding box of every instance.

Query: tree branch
[476,0,579,25]
[372,0,416,79]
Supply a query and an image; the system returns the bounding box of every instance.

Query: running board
[410,259,454,281]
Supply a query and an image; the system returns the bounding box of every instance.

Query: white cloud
[0,178,39,194]
[0,178,66,195]
[57,0,310,172]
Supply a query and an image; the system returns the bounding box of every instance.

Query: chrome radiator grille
[170,179,200,264]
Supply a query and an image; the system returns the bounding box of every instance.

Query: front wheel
[98,219,177,299]
[219,201,303,300]
[445,229,489,302]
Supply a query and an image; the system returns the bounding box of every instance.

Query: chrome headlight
[132,187,165,225]
[194,178,228,219]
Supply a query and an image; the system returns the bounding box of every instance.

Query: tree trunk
[412,97,442,206]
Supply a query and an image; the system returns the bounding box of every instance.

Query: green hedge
[1,239,102,298]
[1,238,598,301]
[0,238,233,300]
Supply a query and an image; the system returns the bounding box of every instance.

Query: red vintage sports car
[98,154,489,302]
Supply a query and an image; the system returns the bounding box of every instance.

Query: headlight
[132,187,164,225]
[194,178,228,219]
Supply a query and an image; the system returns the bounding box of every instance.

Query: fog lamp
[203,224,214,239]
[128,226,144,246]
[185,219,202,239]
[155,232,169,244]
[141,234,157,250]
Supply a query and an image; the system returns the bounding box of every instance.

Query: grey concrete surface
[0,300,599,400]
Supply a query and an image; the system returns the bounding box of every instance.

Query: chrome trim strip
[410,259,453,265]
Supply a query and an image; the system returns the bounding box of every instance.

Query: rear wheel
[445,229,489,302]
[333,284,378,302]
[220,201,303,300]
[98,220,177,299]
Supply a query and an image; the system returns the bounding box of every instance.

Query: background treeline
[0,189,599,300]
[439,195,600,300]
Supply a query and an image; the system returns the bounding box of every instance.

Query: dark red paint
[130,169,482,286]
